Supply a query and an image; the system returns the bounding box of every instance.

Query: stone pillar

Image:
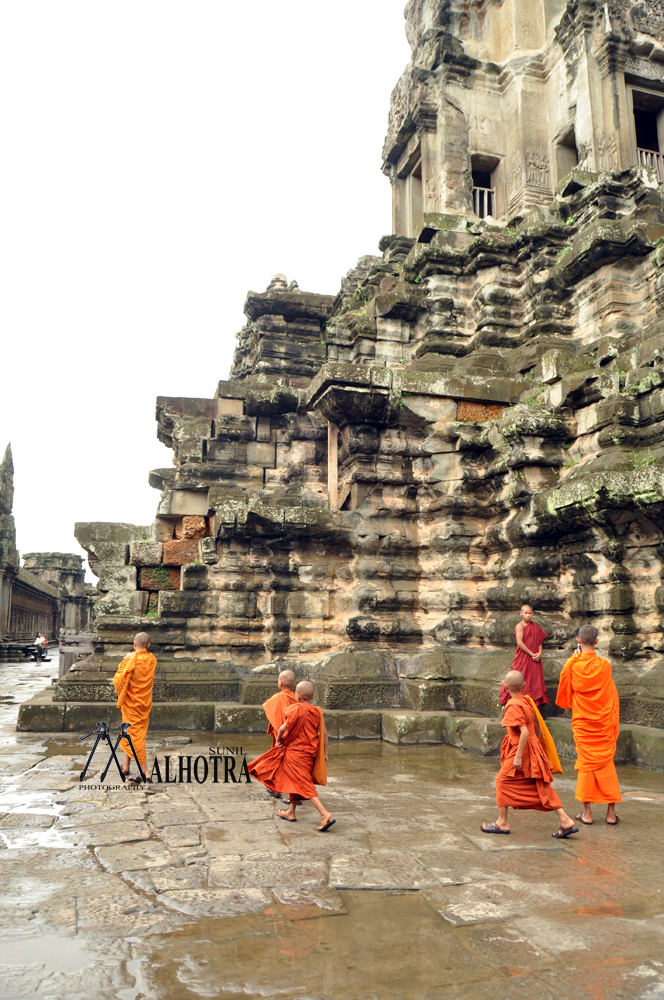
[327,422,338,509]
[0,572,12,638]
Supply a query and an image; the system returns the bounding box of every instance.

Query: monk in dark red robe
[556,624,622,825]
[499,604,549,707]
[482,670,578,838]
[249,681,335,832]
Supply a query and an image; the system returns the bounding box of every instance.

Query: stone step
[16,690,664,768]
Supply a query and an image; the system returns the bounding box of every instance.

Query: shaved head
[134,632,150,649]
[295,680,315,702]
[577,624,598,645]
[278,669,296,690]
[520,605,532,613]
[504,670,524,693]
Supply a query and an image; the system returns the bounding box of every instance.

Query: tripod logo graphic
[79,722,147,783]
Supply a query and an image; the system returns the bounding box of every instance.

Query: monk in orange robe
[263,669,297,746]
[262,669,297,799]
[499,605,549,707]
[249,680,335,832]
[482,670,578,838]
[113,631,157,784]
[556,624,622,825]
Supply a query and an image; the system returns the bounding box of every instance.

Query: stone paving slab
[329,851,439,890]
[95,840,175,872]
[160,887,273,918]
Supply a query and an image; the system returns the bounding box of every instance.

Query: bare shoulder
[515,620,524,634]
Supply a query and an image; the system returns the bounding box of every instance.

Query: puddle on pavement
[0,933,99,974]
[147,890,465,1000]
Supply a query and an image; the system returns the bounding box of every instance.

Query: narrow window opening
[634,109,659,152]
[202,439,208,460]
[471,157,497,219]
[210,420,215,438]
[632,89,664,181]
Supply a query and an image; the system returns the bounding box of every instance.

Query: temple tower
[384,0,664,232]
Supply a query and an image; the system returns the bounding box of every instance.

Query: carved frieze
[596,130,618,171]
[383,70,414,161]
[576,140,592,169]
[526,150,550,187]
[625,54,664,79]
[632,0,664,40]
[508,158,523,194]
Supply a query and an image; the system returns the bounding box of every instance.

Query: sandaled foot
[318,816,335,832]
[606,814,620,825]
[552,825,578,839]
[127,775,150,784]
[266,789,282,799]
[277,809,296,822]
[481,822,510,834]
[575,814,593,825]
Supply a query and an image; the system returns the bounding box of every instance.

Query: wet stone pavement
[1,658,664,999]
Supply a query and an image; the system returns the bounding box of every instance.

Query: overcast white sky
[0,0,410,574]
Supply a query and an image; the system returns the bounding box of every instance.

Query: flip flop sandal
[552,826,579,839]
[127,775,150,784]
[481,823,510,834]
[575,814,594,825]
[277,812,297,822]
[318,818,336,832]
[606,815,620,825]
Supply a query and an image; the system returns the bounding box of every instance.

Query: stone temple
[20,0,664,763]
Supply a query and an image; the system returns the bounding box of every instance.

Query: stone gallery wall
[62,0,664,731]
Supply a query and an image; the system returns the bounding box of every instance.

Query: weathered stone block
[159,490,209,517]
[95,590,149,617]
[129,541,163,566]
[247,442,276,468]
[163,539,200,566]
[17,698,65,732]
[97,566,137,593]
[214,705,267,733]
[158,592,201,617]
[150,703,214,730]
[64,702,123,731]
[181,563,208,591]
[139,566,180,591]
[336,710,381,739]
[381,711,445,744]
[200,537,218,564]
[151,518,174,542]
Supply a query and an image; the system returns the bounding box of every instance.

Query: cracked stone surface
[2,658,664,999]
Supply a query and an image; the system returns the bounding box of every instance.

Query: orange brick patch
[457,401,505,422]
[162,538,200,566]
[139,567,180,591]
[175,515,208,540]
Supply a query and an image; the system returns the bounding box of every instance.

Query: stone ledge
[15,694,664,769]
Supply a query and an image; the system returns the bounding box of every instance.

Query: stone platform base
[16,689,664,769]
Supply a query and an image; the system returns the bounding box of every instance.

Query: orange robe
[113,648,157,764]
[249,701,327,800]
[263,688,297,746]
[495,694,563,811]
[556,650,622,805]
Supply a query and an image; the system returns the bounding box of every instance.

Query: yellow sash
[311,707,327,786]
[526,695,563,774]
